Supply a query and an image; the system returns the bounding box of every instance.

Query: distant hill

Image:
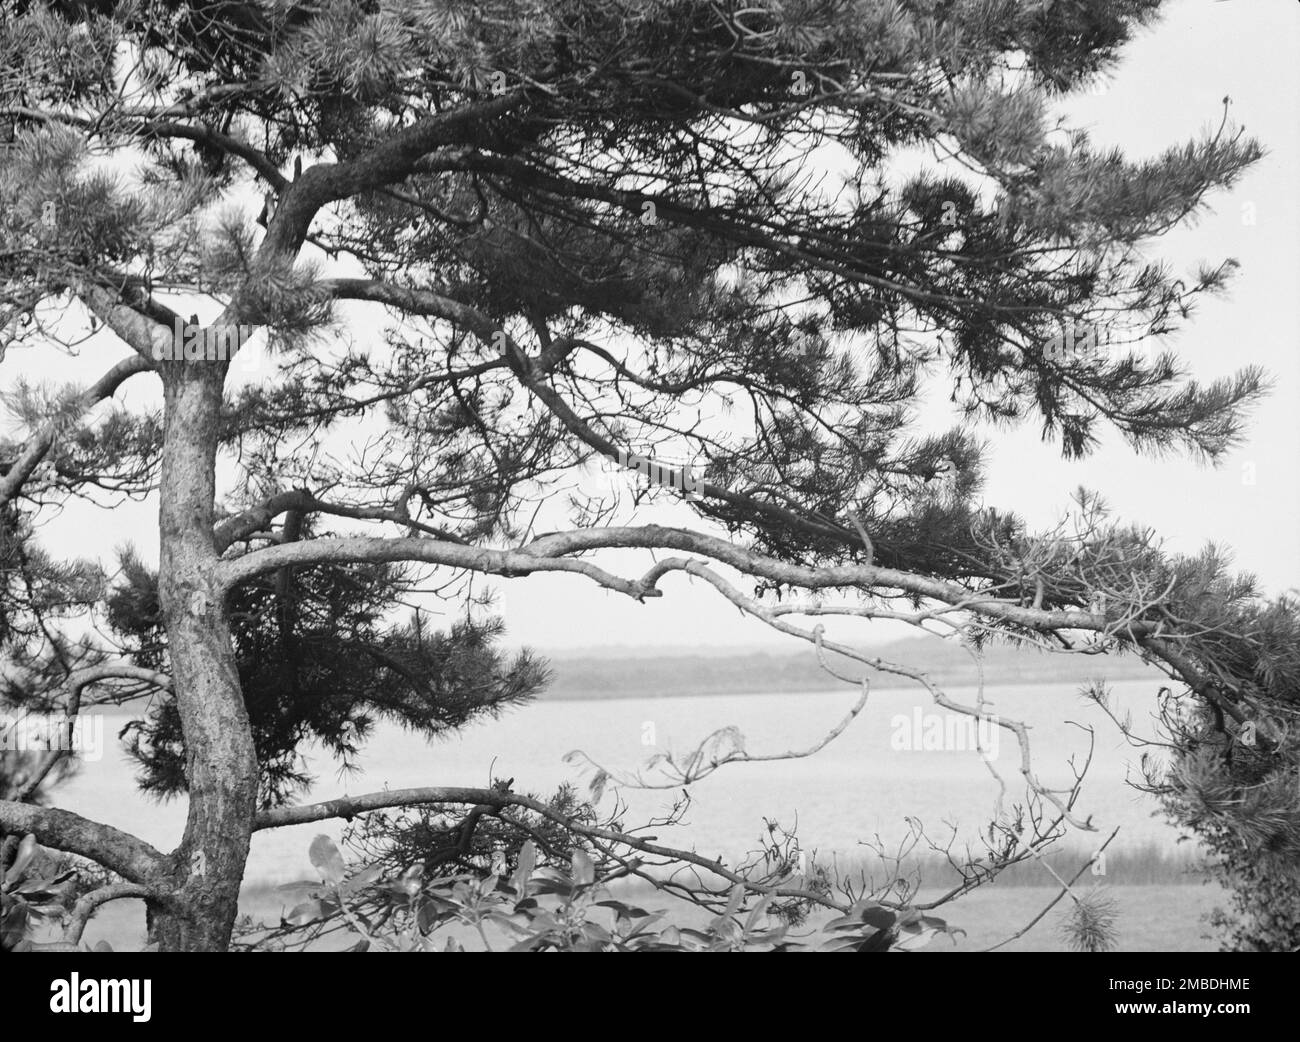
[537,635,1159,700]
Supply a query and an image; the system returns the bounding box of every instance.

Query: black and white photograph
[0,0,1296,1004]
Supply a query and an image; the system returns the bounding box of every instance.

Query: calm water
[55,679,1177,882]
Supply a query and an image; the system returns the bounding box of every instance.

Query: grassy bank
[822,841,1207,890]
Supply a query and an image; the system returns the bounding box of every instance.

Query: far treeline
[541,638,1158,700]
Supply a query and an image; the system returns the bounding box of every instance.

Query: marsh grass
[813,840,1207,890]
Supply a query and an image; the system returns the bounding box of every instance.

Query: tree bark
[147,362,257,952]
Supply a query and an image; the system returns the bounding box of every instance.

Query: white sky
[8,0,1298,656]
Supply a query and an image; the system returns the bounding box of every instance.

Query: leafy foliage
[251,835,960,952]
[0,832,106,952]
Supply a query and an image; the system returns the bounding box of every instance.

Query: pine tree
[0,1,1289,951]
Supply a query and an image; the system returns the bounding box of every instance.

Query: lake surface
[54,678,1181,883]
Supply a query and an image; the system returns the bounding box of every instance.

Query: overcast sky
[11,0,1298,657]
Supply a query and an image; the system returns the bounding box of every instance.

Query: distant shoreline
[69,636,1161,715]
[535,640,1160,702]
[82,665,1160,716]
[80,659,1159,714]
[536,672,1158,701]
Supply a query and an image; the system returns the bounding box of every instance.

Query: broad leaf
[308,835,346,885]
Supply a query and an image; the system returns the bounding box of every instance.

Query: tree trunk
[147,363,257,952]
